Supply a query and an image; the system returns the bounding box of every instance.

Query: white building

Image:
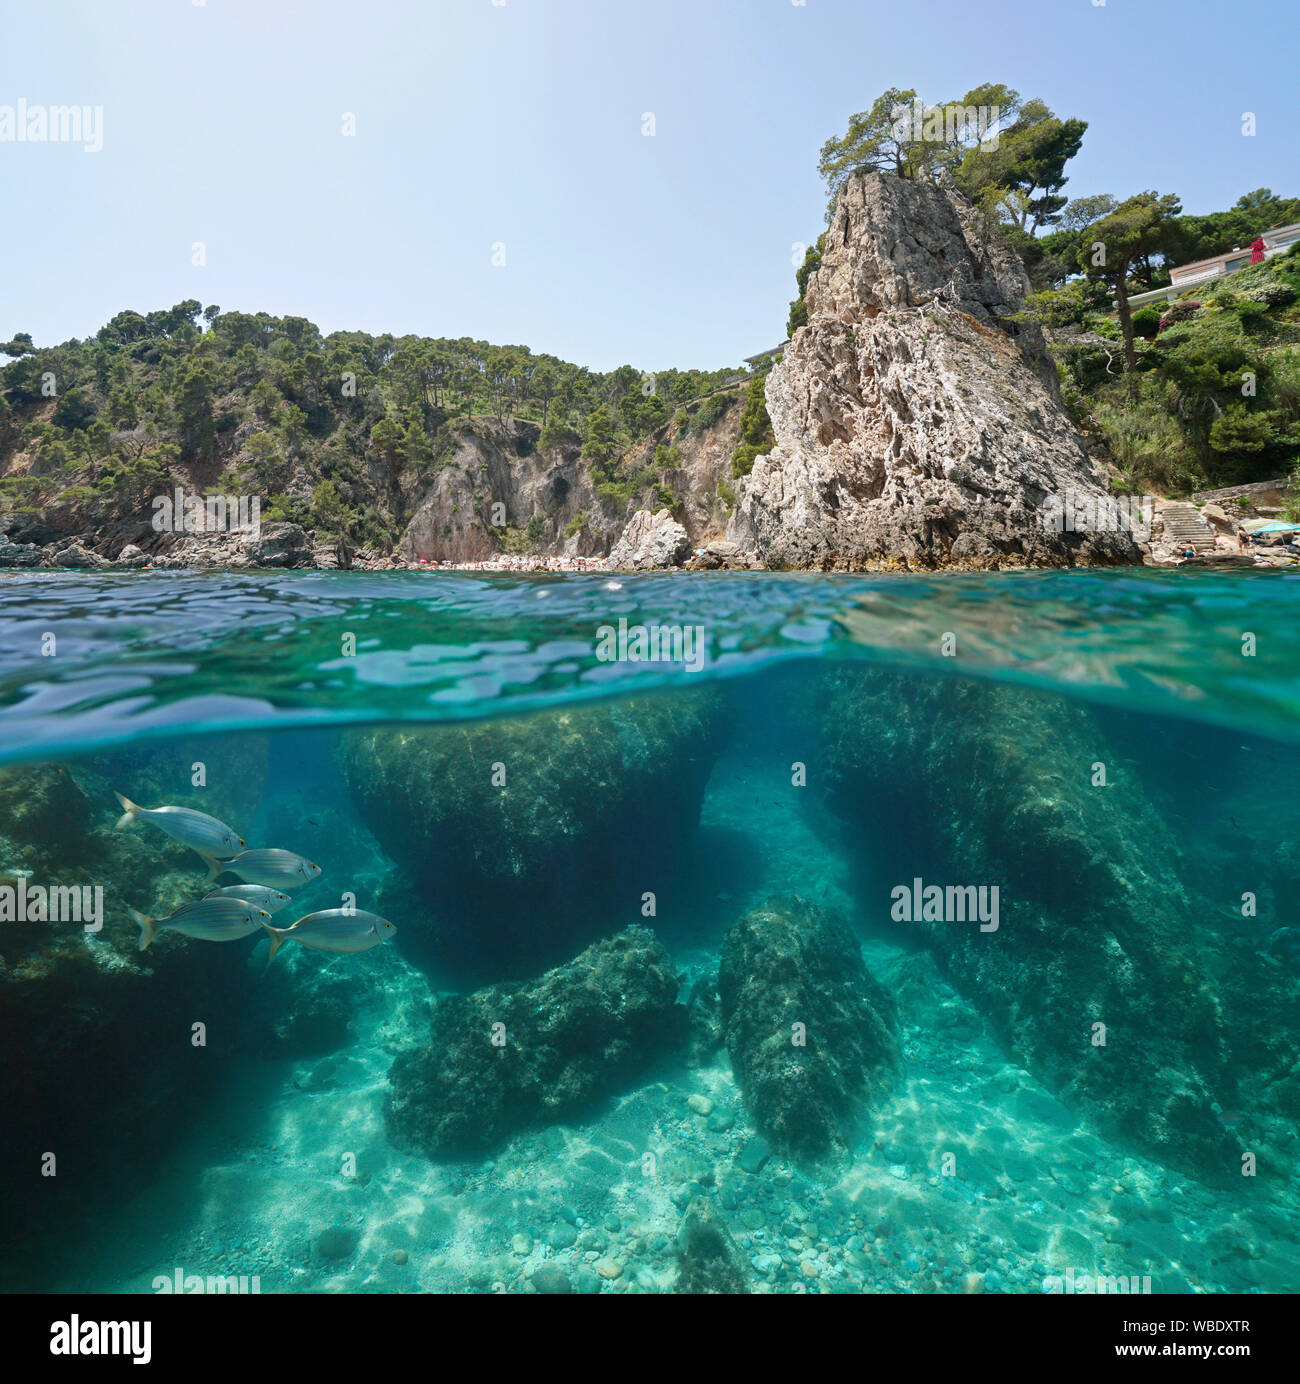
[1127,221,1300,308]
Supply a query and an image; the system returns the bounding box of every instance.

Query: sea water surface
[1,568,1297,1295]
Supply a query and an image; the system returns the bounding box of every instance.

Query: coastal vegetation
[0,310,747,549]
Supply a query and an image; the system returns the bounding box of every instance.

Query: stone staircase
[1159,501,1219,556]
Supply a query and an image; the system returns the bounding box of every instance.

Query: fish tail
[261,919,285,960]
[197,850,223,886]
[114,792,139,831]
[129,907,158,951]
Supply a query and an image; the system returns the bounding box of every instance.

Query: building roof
[744,343,790,364]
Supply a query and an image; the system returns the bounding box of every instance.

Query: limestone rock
[114,543,150,568]
[608,508,691,570]
[0,540,43,567]
[47,542,107,569]
[241,521,313,568]
[686,540,762,571]
[727,172,1141,570]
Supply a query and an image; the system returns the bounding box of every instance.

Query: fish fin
[197,850,223,886]
[114,792,139,831]
[129,907,157,951]
[261,919,285,960]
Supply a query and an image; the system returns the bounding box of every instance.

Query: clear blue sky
[2,0,1296,373]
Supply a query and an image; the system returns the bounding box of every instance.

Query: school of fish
[115,792,396,958]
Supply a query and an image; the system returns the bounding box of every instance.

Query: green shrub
[1209,405,1282,454]
[1244,281,1296,309]
[732,443,765,478]
[691,391,735,433]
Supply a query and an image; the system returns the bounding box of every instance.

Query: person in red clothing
[1250,236,1267,265]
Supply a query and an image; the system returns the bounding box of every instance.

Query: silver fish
[262,908,396,959]
[129,898,271,951]
[198,848,322,889]
[115,793,245,858]
[204,884,294,915]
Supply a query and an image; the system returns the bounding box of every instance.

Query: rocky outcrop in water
[385,926,683,1157]
[337,690,728,978]
[718,895,899,1161]
[727,173,1141,570]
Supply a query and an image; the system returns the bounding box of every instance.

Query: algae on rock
[817,666,1240,1179]
[718,894,899,1161]
[385,925,685,1157]
[674,1198,750,1294]
[337,689,729,977]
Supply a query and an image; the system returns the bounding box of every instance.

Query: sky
[2,0,1296,373]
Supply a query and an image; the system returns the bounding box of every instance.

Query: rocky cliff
[397,403,742,565]
[0,401,746,571]
[727,173,1141,570]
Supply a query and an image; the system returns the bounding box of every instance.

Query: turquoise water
[1,568,1298,1294]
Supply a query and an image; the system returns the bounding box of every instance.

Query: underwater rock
[315,1225,358,1262]
[0,740,271,1274]
[529,1265,571,1294]
[718,895,899,1161]
[385,925,685,1157]
[337,690,728,978]
[684,973,723,1068]
[673,1199,750,1294]
[817,667,1241,1179]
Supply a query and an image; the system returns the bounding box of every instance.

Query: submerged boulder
[674,1198,749,1294]
[718,895,899,1161]
[727,172,1140,570]
[0,737,270,1280]
[817,667,1239,1179]
[385,926,684,1157]
[337,689,728,978]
